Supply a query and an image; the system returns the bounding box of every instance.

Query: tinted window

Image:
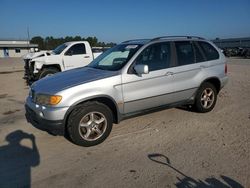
[193,43,205,63]
[15,48,21,53]
[175,41,195,66]
[135,42,171,71]
[66,43,86,55]
[198,41,219,61]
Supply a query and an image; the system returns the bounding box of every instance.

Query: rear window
[175,41,195,66]
[198,41,219,61]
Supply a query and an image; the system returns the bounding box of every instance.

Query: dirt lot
[0,58,249,188]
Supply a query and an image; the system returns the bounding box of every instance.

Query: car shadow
[147,153,244,188]
[176,105,197,113]
[0,130,40,188]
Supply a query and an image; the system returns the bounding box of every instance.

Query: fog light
[39,111,44,117]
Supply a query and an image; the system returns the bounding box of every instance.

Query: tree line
[30,36,116,50]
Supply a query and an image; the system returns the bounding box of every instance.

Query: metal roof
[0,38,28,41]
[213,37,250,42]
[0,43,38,48]
[213,37,250,48]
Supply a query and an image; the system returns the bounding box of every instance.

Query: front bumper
[25,104,65,135]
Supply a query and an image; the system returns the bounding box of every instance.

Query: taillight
[225,64,227,74]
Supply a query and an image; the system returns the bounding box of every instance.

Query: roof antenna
[27,26,30,52]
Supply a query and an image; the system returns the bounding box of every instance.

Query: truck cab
[24,41,102,84]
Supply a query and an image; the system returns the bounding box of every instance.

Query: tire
[194,82,217,113]
[38,68,59,79]
[67,101,113,147]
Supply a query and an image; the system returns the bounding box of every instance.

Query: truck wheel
[194,82,217,113]
[38,68,59,79]
[67,101,113,147]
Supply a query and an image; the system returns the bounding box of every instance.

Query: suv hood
[31,67,119,94]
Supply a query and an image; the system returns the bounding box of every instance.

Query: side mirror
[134,64,149,75]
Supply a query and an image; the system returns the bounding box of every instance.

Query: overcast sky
[1,0,250,43]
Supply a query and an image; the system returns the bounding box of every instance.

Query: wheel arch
[63,95,121,131]
[41,64,62,72]
[200,77,221,93]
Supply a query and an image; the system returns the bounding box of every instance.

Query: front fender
[33,57,63,73]
[62,94,121,126]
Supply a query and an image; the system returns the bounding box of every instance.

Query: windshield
[52,43,68,55]
[88,44,142,71]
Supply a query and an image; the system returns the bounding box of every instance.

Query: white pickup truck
[23,41,102,84]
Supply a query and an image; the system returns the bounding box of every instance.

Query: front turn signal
[50,95,62,105]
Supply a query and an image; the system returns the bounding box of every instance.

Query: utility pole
[27,26,30,52]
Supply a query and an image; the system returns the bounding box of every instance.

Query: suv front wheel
[67,101,113,147]
[194,82,217,113]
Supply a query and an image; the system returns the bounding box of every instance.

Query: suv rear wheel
[194,82,217,113]
[67,101,113,147]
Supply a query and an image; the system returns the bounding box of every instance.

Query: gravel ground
[0,57,23,72]
[0,58,249,188]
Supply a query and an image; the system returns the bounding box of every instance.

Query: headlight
[35,94,62,105]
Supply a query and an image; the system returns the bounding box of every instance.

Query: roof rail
[151,36,205,41]
[122,39,150,43]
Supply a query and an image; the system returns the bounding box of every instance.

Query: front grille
[30,61,35,73]
[24,61,29,75]
[25,105,39,124]
[24,60,34,76]
[26,105,36,116]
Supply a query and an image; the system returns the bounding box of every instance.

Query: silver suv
[25,36,228,146]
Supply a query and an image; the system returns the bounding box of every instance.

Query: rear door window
[198,41,219,61]
[175,41,195,66]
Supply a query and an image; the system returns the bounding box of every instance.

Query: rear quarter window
[193,42,206,63]
[198,41,219,61]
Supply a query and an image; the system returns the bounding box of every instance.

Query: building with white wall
[0,39,38,58]
[213,37,250,48]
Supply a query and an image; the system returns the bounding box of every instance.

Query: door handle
[84,56,90,58]
[165,72,174,76]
